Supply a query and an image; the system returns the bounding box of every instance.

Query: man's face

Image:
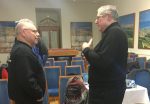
[23,23,40,46]
[95,14,108,32]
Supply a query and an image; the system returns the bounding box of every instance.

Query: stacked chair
[65,65,82,75]
[44,66,61,100]
[145,61,150,69]
[71,60,85,73]
[44,56,87,103]
[127,69,150,99]
[0,79,10,104]
[72,56,82,60]
[135,57,146,69]
[54,60,68,76]
[45,58,54,66]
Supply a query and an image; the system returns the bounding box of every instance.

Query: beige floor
[49,96,59,104]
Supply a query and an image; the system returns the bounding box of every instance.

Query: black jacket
[8,40,46,104]
[83,22,128,88]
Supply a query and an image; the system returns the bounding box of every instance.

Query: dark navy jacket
[8,40,46,104]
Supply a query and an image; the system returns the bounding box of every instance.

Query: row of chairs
[127,69,150,99]
[128,57,150,69]
[46,56,83,66]
[44,65,83,97]
[127,54,150,99]
[44,57,87,103]
[45,58,86,75]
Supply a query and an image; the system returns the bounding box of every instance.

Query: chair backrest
[127,58,134,63]
[127,69,150,99]
[0,79,10,104]
[54,60,67,76]
[145,61,150,69]
[128,52,138,61]
[135,57,146,69]
[44,66,61,96]
[71,60,85,73]
[45,58,54,66]
[72,56,82,60]
[127,61,140,73]
[59,75,82,104]
[65,65,82,76]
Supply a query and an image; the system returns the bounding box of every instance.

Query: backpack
[64,76,88,104]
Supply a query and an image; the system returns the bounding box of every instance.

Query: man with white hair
[82,5,128,104]
[8,19,46,104]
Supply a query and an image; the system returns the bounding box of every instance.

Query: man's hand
[82,38,93,50]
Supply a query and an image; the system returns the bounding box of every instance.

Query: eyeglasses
[96,15,103,20]
[24,29,38,33]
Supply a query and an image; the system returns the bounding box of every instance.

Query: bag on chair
[64,76,88,104]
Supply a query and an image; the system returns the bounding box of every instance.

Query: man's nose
[95,19,98,24]
[35,32,40,39]
[36,32,40,37]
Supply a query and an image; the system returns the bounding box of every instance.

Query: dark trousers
[88,86,126,104]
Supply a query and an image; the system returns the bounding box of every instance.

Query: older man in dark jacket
[82,5,128,104]
[8,19,46,104]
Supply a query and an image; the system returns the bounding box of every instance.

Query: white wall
[0,0,116,63]
[116,0,150,59]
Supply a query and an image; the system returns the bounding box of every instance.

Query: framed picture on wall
[0,21,16,53]
[70,22,92,51]
[118,13,135,48]
[139,9,150,49]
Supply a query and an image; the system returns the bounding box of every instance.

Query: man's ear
[21,29,26,38]
[107,14,111,21]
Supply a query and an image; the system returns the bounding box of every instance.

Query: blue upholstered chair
[72,56,82,60]
[145,61,150,69]
[135,57,146,69]
[44,66,61,97]
[71,60,85,73]
[128,52,138,61]
[45,58,54,66]
[54,60,67,76]
[127,69,150,99]
[65,65,82,75]
[59,75,82,104]
[0,79,10,104]
[127,58,134,63]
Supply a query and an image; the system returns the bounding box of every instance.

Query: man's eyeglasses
[24,29,38,33]
[96,15,103,20]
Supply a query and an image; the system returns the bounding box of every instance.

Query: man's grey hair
[97,5,118,20]
[15,19,34,35]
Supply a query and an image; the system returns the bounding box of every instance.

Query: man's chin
[35,40,38,45]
